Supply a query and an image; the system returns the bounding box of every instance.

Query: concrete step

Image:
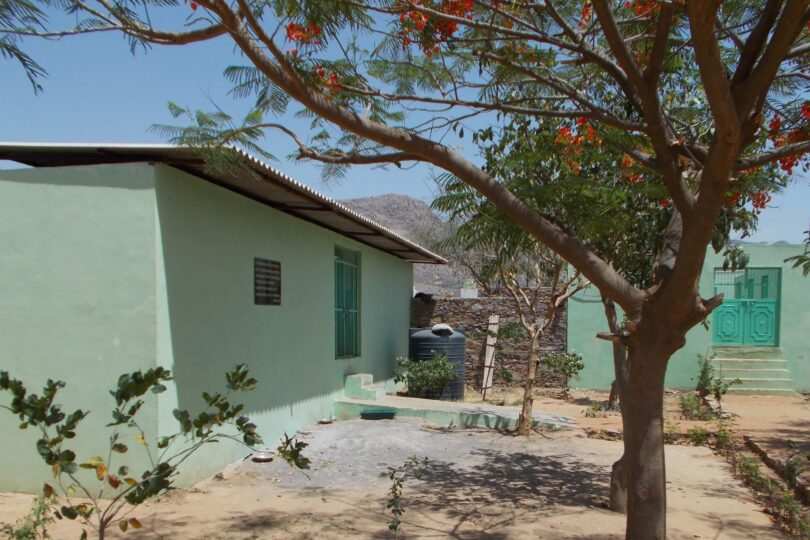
[711,356,795,395]
[713,358,789,370]
[720,377,794,390]
[344,373,386,400]
[726,387,798,396]
[711,347,784,360]
[713,368,792,379]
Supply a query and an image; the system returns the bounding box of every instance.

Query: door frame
[711,267,781,347]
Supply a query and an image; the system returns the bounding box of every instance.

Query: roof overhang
[0,142,446,264]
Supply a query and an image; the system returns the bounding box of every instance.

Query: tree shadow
[414,448,608,510]
[126,445,613,539]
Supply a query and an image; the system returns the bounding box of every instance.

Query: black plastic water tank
[408,324,465,400]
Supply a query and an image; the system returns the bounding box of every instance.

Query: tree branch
[735,139,810,171]
[733,0,810,118]
[730,0,782,84]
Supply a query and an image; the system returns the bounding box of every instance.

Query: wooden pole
[480,314,499,400]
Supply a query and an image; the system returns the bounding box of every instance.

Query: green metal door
[335,247,359,358]
[712,268,780,346]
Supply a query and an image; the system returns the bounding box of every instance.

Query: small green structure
[0,143,444,493]
[569,243,810,393]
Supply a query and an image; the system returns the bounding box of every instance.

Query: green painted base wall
[0,164,159,492]
[569,244,810,391]
[0,163,413,492]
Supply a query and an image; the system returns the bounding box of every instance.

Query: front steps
[712,348,796,396]
[343,373,386,400]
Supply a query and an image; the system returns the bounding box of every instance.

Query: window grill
[254,258,281,305]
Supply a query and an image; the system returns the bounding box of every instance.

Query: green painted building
[569,243,810,393]
[0,143,444,493]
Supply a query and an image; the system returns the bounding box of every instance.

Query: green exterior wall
[569,243,810,390]
[0,162,413,492]
[0,163,159,492]
[153,165,413,483]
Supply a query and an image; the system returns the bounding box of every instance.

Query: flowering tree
[7,2,810,538]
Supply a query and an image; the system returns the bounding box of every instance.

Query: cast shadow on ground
[129,448,612,539]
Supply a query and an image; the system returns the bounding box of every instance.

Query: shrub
[784,440,805,489]
[0,365,308,539]
[386,456,429,534]
[394,352,457,398]
[696,354,714,398]
[540,351,584,397]
[680,393,714,421]
[687,427,710,446]
[1,495,54,540]
[715,421,734,449]
[695,353,741,413]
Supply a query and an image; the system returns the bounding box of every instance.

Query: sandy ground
[0,416,788,539]
[722,394,810,467]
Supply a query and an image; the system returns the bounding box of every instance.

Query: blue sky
[1,26,807,243]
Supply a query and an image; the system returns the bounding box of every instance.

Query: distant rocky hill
[341,194,467,296]
[340,194,435,237]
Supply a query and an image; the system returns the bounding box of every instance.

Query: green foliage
[733,454,810,537]
[0,0,48,92]
[784,441,805,489]
[468,322,526,385]
[715,421,734,449]
[540,351,584,397]
[696,354,714,398]
[686,427,710,446]
[1,495,55,540]
[541,351,584,382]
[737,455,773,493]
[276,433,311,470]
[0,364,304,539]
[386,456,428,534]
[150,104,277,169]
[584,400,612,419]
[679,393,715,421]
[394,353,457,398]
[785,230,810,277]
[695,354,741,413]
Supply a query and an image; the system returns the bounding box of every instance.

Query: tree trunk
[516,336,539,436]
[622,321,682,540]
[608,380,619,410]
[610,454,627,513]
[603,295,630,512]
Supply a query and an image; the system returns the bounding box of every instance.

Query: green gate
[335,246,359,358]
[712,268,780,346]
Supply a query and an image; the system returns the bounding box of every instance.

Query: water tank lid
[431,323,454,337]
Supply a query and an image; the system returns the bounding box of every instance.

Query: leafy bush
[540,351,584,397]
[715,421,734,449]
[1,495,54,539]
[733,453,810,537]
[687,427,710,446]
[696,354,714,398]
[695,354,741,412]
[394,352,457,398]
[386,456,429,534]
[0,365,308,539]
[785,440,805,489]
[680,393,715,421]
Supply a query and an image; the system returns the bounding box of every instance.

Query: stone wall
[410,292,567,389]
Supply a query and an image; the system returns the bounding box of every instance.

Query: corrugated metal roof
[0,142,446,264]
